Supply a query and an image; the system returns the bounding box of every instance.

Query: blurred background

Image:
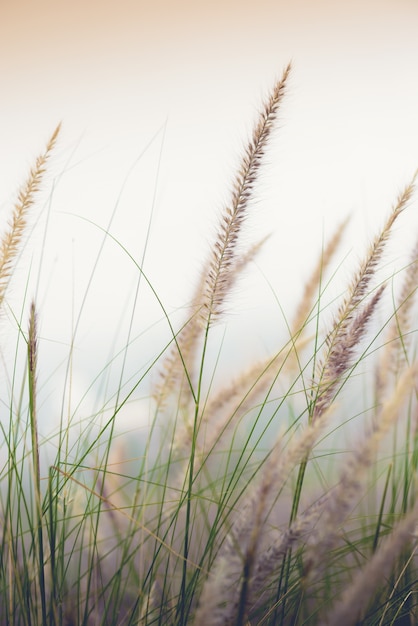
[1,0,418,437]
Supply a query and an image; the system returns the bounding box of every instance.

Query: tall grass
[1,65,418,625]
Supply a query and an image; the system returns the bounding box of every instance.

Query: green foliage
[1,69,417,625]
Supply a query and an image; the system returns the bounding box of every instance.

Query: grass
[1,63,418,625]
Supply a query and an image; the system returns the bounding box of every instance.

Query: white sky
[1,0,418,433]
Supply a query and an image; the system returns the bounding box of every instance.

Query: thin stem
[28,300,47,625]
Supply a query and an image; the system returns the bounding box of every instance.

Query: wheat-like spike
[312,172,417,422]
[312,284,385,422]
[338,173,416,322]
[305,362,418,582]
[322,501,418,626]
[153,65,291,406]
[311,174,417,424]
[0,125,60,310]
[201,63,291,327]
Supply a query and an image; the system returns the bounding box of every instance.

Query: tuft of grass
[1,67,418,626]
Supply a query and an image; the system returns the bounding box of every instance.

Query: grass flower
[1,70,418,626]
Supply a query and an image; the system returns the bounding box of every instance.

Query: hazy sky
[1,0,418,430]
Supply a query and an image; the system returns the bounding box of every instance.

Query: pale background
[1,0,418,435]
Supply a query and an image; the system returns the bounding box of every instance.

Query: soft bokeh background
[1,0,418,434]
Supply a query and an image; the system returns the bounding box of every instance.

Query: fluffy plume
[154,64,291,406]
[311,172,417,424]
[201,63,291,326]
[0,125,60,309]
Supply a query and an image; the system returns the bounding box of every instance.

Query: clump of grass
[1,67,418,626]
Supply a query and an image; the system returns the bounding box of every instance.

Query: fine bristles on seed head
[201,63,291,327]
[311,171,417,424]
[0,124,61,310]
[312,283,385,423]
[153,65,291,408]
[343,172,417,318]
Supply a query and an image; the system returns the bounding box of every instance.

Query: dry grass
[1,68,418,626]
[0,124,60,309]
